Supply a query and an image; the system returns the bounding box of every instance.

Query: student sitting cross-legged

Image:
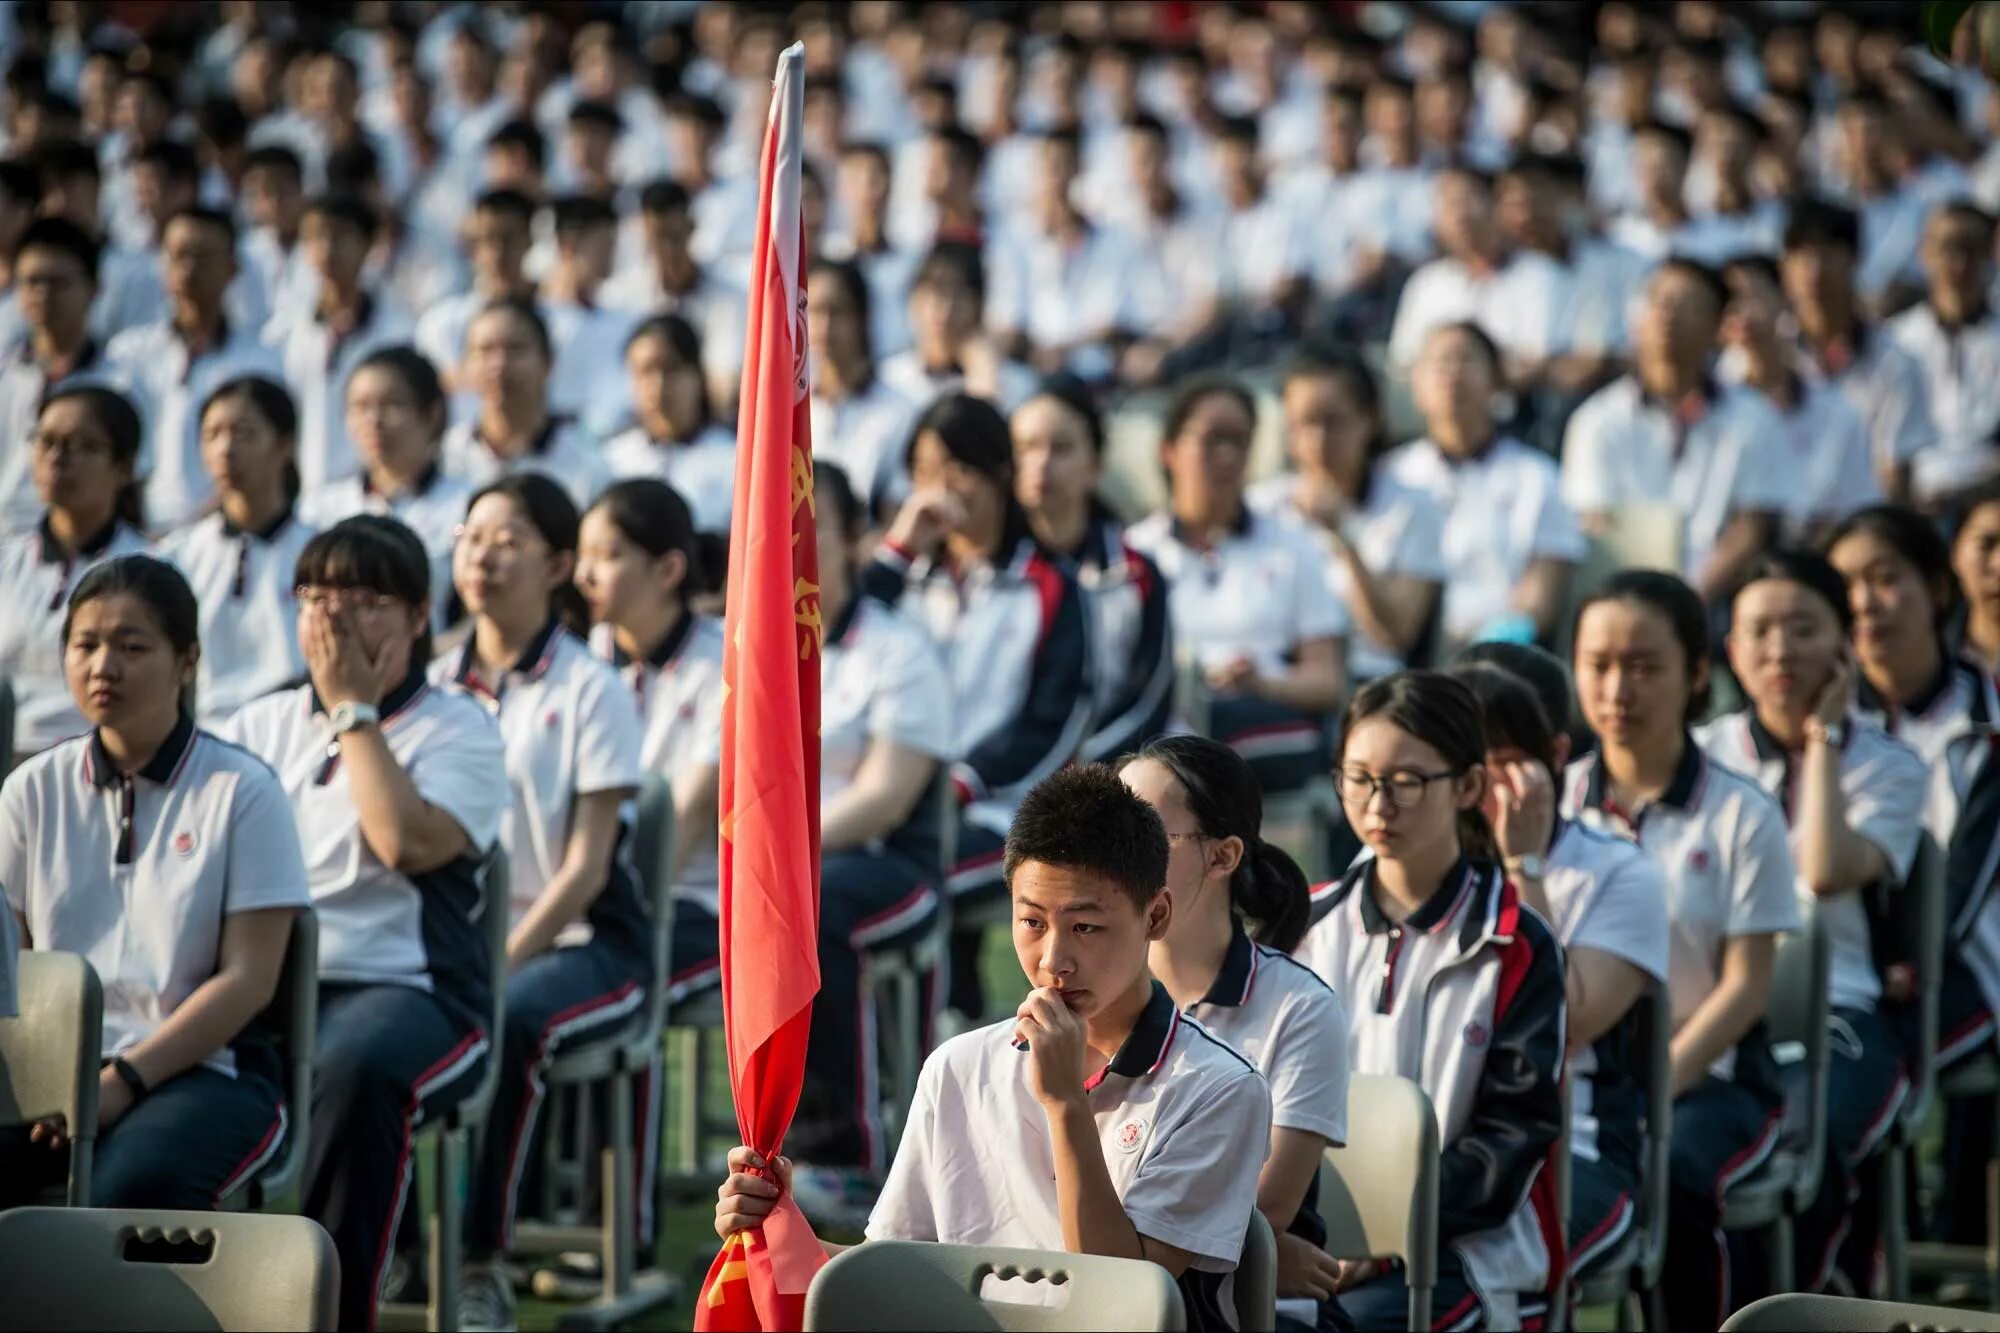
[715,764,1274,1333]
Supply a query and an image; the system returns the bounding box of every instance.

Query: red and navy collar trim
[1356,856,1479,936]
[220,505,297,543]
[1084,980,1181,1090]
[607,611,698,673]
[311,666,430,723]
[454,618,564,697]
[1580,736,1707,818]
[83,711,197,789]
[1197,919,1260,1008]
[475,414,567,458]
[1856,651,1962,724]
[362,461,441,502]
[36,511,122,566]
[1168,507,1254,551]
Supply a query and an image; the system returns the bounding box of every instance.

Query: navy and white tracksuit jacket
[1069,512,1174,762]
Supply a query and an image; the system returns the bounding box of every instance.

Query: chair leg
[1884,1143,1910,1301]
[1769,1218,1794,1303]
[604,1068,635,1299]
[431,1130,464,1333]
[672,1027,700,1177]
[68,1141,91,1208]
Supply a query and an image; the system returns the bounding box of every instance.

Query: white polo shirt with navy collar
[0,516,153,755]
[599,422,736,534]
[158,509,315,726]
[441,414,612,514]
[1386,250,1571,368]
[1125,507,1350,680]
[1714,354,1883,542]
[0,335,114,537]
[1561,376,1791,583]
[1885,301,2000,503]
[101,317,285,533]
[297,466,474,629]
[267,294,416,494]
[1563,742,1802,1083]
[1797,326,1933,478]
[1381,434,1586,647]
[0,714,310,1075]
[431,621,648,955]
[1695,709,1926,1014]
[216,671,506,1016]
[868,980,1272,1331]
[820,592,953,865]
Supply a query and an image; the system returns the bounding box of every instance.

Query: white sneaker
[457,1262,517,1333]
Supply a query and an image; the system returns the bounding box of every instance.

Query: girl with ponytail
[1296,670,1568,1331]
[1119,735,1350,1331]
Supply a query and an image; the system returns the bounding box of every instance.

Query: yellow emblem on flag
[706,1231,757,1307]
[794,577,822,660]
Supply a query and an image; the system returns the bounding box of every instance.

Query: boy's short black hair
[1003,764,1169,909]
[14,213,100,277]
[1783,196,1861,256]
[244,143,304,182]
[304,191,378,240]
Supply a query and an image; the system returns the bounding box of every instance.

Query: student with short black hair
[159,376,313,725]
[0,214,105,534]
[1886,202,2000,511]
[1564,570,1802,1331]
[1299,671,1568,1330]
[0,383,152,761]
[217,515,506,1332]
[716,763,1273,1333]
[1119,735,1351,1333]
[0,554,307,1209]
[879,242,1038,413]
[412,188,538,425]
[1696,549,1926,1291]
[601,314,735,534]
[442,296,609,511]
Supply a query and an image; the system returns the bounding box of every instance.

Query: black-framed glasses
[1336,768,1462,811]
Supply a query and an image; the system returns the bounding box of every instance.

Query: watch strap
[109,1055,148,1102]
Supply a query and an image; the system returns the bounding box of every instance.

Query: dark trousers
[0,1061,286,1209]
[1796,1005,1908,1291]
[466,940,648,1257]
[1340,1249,1486,1331]
[1665,1076,1782,1333]
[669,847,940,1170]
[307,983,488,1333]
[946,820,1007,1020]
[1914,952,1998,1245]
[1569,1150,1642,1279]
[1210,694,1330,796]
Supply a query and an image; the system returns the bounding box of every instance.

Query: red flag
[695,40,828,1333]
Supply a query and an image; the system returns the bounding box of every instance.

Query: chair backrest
[1720,1291,2000,1331]
[631,774,678,1039]
[1236,1210,1277,1333]
[1319,1074,1439,1283]
[0,950,102,1203]
[1765,914,1832,1207]
[243,911,318,1207]
[803,1239,1186,1332]
[0,1206,339,1330]
[459,847,510,1120]
[1899,833,1946,1130]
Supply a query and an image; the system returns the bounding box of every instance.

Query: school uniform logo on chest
[1687,847,1712,874]
[172,831,196,858]
[1115,1117,1149,1153]
[1463,1020,1489,1049]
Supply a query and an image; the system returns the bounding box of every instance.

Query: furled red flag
[695,40,827,1333]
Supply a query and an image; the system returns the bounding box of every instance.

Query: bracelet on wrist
[108,1055,148,1102]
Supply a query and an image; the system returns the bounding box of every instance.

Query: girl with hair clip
[1013,375,1175,762]
[862,391,1092,1021]
[306,344,475,624]
[601,314,737,537]
[1250,343,1446,683]
[0,382,152,762]
[1297,671,1568,1332]
[0,554,307,1210]
[431,473,650,1330]
[809,257,920,519]
[1829,505,2000,1253]
[1563,570,1802,1331]
[1126,375,1349,798]
[159,376,315,726]
[216,515,506,1332]
[441,296,610,511]
[1696,549,1927,1293]
[1448,660,1671,1292]
[1119,735,1353,1333]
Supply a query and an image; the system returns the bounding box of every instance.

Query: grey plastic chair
[1881,833,1945,1300]
[0,949,103,1204]
[219,910,318,1214]
[1720,1292,2000,1331]
[513,776,679,1328]
[1720,916,1832,1292]
[377,848,508,1333]
[1237,1210,1278,1333]
[0,1206,339,1330]
[1320,1074,1440,1332]
[802,1240,1186,1331]
[1573,982,1673,1330]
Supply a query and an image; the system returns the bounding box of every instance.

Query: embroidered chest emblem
[172,831,196,858]
[1463,1020,1489,1049]
[1115,1118,1148,1154]
[1687,847,1712,873]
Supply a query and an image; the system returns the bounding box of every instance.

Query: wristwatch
[328,701,381,735]
[1504,853,1548,881]
[1807,718,1847,749]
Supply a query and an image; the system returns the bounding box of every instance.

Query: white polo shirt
[588,616,725,907]
[1386,250,1570,367]
[158,511,315,726]
[600,423,736,535]
[267,295,415,494]
[868,982,1271,1328]
[1885,302,2000,503]
[984,219,1153,380]
[101,319,285,533]
[441,414,611,514]
[1714,357,1882,541]
[1247,469,1447,681]
[1695,710,1925,1013]
[0,336,114,537]
[1125,508,1350,679]
[0,517,153,755]
[878,350,1040,416]
[1563,743,1803,1082]
[216,674,505,1010]
[1541,819,1671,1164]
[810,379,919,513]
[1799,328,1933,476]
[1561,376,1791,583]
[543,299,641,435]
[296,467,473,630]
[821,593,953,810]
[1382,435,1585,647]
[0,716,310,1074]
[431,622,647,953]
